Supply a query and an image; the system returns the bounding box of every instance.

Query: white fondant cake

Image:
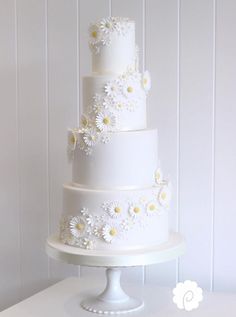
[72,129,157,188]
[60,17,171,251]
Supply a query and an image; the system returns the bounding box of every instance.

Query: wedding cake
[59,17,171,251]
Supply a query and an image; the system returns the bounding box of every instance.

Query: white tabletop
[1,277,235,316]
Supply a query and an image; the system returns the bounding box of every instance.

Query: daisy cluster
[60,168,171,249]
[88,17,132,54]
[67,67,151,156]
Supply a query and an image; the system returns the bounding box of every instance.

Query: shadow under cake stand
[46,232,185,314]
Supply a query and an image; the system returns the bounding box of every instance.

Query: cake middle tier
[72,129,158,189]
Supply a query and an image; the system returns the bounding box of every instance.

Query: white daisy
[122,80,139,100]
[93,94,105,113]
[104,80,121,98]
[88,24,101,45]
[139,197,147,205]
[68,129,77,151]
[121,218,135,231]
[89,42,100,54]
[146,201,161,216]
[155,168,163,185]
[69,216,87,238]
[80,114,89,128]
[102,96,115,109]
[84,213,94,227]
[83,128,99,147]
[126,67,141,82]
[95,111,117,132]
[107,201,123,218]
[101,134,111,144]
[82,238,94,250]
[142,70,151,93]
[93,226,102,238]
[100,17,117,34]
[102,223,120,243]
[101,34,111,46]
[101,201,110,212]
[113,96,126,111]
[129,203,143,218]
[158,185,171,208]
[116,18,131,35]
[126,100,138,112]
[85,147,93,156]
[80,207,89,215]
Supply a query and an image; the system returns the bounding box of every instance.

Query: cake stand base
[46,232,185,314]
[81,268,143,314]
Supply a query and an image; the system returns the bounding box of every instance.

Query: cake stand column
[81,268,144,314]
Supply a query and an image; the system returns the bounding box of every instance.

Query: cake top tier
[89,17,136,74]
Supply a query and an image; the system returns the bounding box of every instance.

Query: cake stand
[46,232,185,314]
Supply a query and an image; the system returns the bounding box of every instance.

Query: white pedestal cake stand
[46,232,185,315]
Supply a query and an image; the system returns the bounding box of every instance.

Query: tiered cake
[59,17,171,251]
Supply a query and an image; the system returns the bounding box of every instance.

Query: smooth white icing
[90,19,135,74]
[61,184,169,250]
[72,129,158,189]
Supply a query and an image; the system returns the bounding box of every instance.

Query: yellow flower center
[156,172,160,180]
[82,117,88,127]
[91,30,97,38]
[161,192,167,200]
[109,228,117,236]
[134,207,140,214]
[70,134,76,145]
[127,86,133,93]
[105,22,112,28]
[143,78,148,85]
[149,204,156,211]
[76,223,85,231]
[90,135,96,141]
[114,207,121,213]
[103,117,110,125]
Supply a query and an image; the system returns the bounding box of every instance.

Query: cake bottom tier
[60,183,169,251]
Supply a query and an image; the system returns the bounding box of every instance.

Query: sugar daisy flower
[146,201,161,216]
[129,203,143,218]
[122,80,139,100]
[104,80,121,99]
[89,24,101,45]
[69,216,87,238]
[102,223,120,243]
[142,70,151,93]
[158,185,171,208]
[107,201,124,218]
[83,128,99,147]
[100,17,117,34]
[95,110,118,132]
[68,129,77,151]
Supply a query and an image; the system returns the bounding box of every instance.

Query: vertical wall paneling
[178,0,214,290]
[0,0,21,310]
[79,0,110,278]
[145,0,179,286]
[47,0,78,279]
[111,0,145,284]
[16,0,49,299]
[214,0,236,292]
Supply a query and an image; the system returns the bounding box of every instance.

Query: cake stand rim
[46,232,185,267]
